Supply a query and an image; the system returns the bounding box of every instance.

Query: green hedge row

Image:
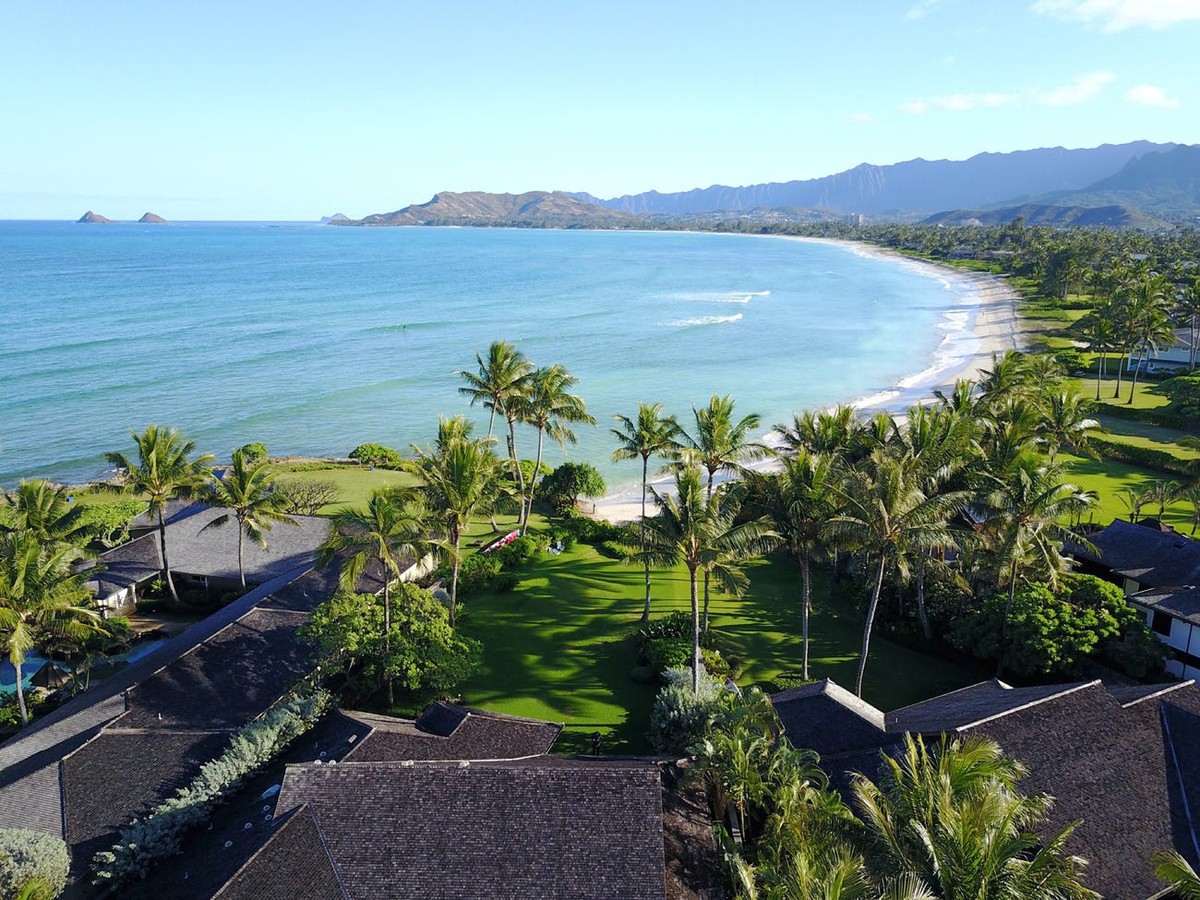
[1095,402,1189,430]
[1090,435,1195,478]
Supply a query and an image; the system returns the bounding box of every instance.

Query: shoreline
[591,236,1031,524]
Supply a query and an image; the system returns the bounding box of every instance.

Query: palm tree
[1153,849,1200,899]
[983,454,1093,677]
[200,449,298,588]
[1177,276,1200,372]
[1037,385,1099,464]
[317,489,434,704]
[1074,299,1117,399]
[0,532,104,725]
[642,467,775,693]
[0,479,89,548]
[456,340,533,528]
[611,403,682,623]
[514,363,595,532]
[853,733,1094,898]
[826,451,967,697]
[104,425,214,603]
[752,451,836,679]
[681,395,767,631]
[407,434,505,626]
[775,404,868,463]
[1125,273,1175,404]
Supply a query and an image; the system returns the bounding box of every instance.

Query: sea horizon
[0,223,1013,492]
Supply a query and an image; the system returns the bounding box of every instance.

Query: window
[1152,610,1174,637]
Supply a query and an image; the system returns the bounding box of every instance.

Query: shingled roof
[338,702,562,762]
[772,679,891,758]
[1072,518,1200,589]
[1131,585,1200,626]
[770,677,1200,899]
[267,760,669,900]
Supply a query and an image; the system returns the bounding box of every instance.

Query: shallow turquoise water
[0,223,975,489]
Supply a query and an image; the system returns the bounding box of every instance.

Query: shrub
[701,648,731,679]
[74,498,147,546]
[237,442,268,463]
[546,525,578,551]
[348,443,405,468]
[0,829,70,900]
[639,611,694,642]
[597,539,638,561]
[493,535,546,570]
[493,571,519,593]
[1089,435,1194,477]
[645,637,692,672]
[649,667,727,754]
[556,513,621,545]
[92,691,332,888]
[458,553,501,595]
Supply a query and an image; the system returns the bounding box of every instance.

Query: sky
[2,0,1198,220]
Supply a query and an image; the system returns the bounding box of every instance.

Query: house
[1071,518,1200,596]
[1126,585,1200,679]
[83,502,332,612]
[1126,327,1198,372]
[771,678,1200,898]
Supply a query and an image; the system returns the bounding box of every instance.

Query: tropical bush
[649,666,727,754]
[492,533,548,569]
[555,512,622,545]
[0,828,70,900]
[457,553,502,595]
[539,462,606,512]
[92,691,332,888]
[237,442,268,462]
[348,443,405,468]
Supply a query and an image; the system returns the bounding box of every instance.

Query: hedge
[1090,435,1195,477]
[1095,403,1189,430]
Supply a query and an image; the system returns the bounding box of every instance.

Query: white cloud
[1038,70,1115,105]
[900,71,1115,114]
[845,112,872,124]
[1125,83,1181,106]
[1032,0,1200,31]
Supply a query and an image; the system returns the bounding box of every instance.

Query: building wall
[1137,604,1200,680]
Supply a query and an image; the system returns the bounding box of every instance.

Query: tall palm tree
[826,451,967,697]
[104,425,214,603]
[681,395,767,631]
[407,434,505,626]
[853,734,1094,898]
[611,403,682,623]
[642,467,775,693]
[1125,273,1175,404]
[1037,385,1099,464]
[1074,300,1116,399]
[0,532,104,725]
[0,479,89,549]
[752,451,836,679]
[775,404,868,463]
[317,489,434,704]
[514,363,595,532]
[200,449,298,588]
[457,340,533,529]
[983,454,1093,677]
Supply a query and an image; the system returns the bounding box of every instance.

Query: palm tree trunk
[1095,349,1104,401]
[507,417,526,530]
[1114,344,1126,399]
[237,527,246,589]
[702,569,711,633]
[522,426,545,533]
[800,554,811,681]
[158,507,179,603]
[916,561,932,641]
[13,660,28,726]
[1128,341,1147,404]
[449,528,462,627]
[997,558,1019,678]
[383,577,393,705]
[640,456,651,624]
[690,565,701,694]
[488,407,500,531]
[854,556,887,697]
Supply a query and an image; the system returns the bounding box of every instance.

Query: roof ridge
[954,679,1103,732]
[1118,680,1197,708]
[887,678,1009,716]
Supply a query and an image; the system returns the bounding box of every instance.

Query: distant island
[320,213,350,224]
[77,210,113,224]
[138,212,167,224]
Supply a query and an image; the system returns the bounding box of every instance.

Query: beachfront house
[1125,327,1197,373]
[83,501,331,613]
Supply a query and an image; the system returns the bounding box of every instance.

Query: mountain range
[339,141,1200,229]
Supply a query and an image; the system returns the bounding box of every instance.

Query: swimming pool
[0,638,168,695]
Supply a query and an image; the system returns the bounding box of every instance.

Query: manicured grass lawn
[456,544,983,754]
[273,465,416,514]
[1061,451,1193,530]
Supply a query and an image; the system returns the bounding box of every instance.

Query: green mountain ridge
[335,191,640,227]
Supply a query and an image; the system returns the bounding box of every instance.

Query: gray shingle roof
[1073,519,1200,589]
[769,677,1200,899]
[340,704,562,762]
[771,679,892,758]
[1131,585,1200,626]
[272,760,668,900]
[213,805,348,900]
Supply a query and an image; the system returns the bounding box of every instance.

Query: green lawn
[273,465,416,514]
[456,545,982,754]
[1061,451,1193,530]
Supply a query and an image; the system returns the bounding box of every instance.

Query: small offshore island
[5,143,1200,898]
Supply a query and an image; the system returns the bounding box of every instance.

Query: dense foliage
[348,442,405,467]
[538,461,606,512]
[0,829,70,900]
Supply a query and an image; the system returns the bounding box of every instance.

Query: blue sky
[2,0,1197,220]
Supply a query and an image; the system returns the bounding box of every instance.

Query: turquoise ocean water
[0,223,980,490]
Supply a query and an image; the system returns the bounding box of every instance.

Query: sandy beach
[591,236,1030,524]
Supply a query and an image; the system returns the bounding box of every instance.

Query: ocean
[0,222,982,490]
